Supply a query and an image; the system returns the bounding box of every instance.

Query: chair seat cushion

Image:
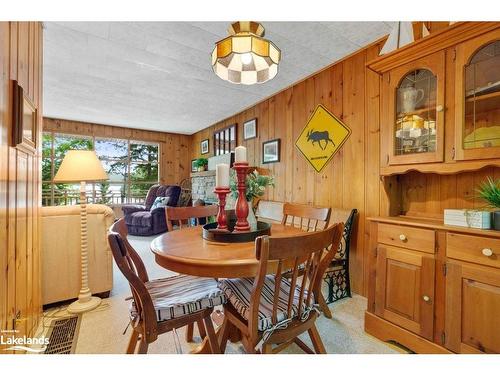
[219,276,313,332]
[125,210,152,227]
[131,275,226,322]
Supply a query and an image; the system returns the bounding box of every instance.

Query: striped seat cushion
[130,275,226,322]
[219,276,313,332]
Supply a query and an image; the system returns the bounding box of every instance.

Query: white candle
[216,163,229,187]
[235,146,247,163]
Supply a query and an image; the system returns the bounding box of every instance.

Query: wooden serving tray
[202,220,271,243]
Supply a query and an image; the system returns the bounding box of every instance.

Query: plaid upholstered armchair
[122,184,181,236]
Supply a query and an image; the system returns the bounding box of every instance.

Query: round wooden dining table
[150,223,305,354]
[150,223,304,279]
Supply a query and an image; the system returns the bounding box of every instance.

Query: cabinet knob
[436,105,444,112]
[422,295,431,303]
[399,234,407,242]
[482,248,493,257]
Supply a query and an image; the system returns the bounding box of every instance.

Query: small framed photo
[262,139,280,164]
[191,159,197,173]
[12,80,37,153]
[201,139,209,154]
[243,118,257,140]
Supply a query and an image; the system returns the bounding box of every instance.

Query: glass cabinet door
[455,30,500,160]
[385,51,445,165]
[395,69,437,156]
[464,41,500,149]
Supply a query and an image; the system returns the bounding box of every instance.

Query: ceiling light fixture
[211,21,281,85]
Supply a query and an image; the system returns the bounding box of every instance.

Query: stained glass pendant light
[211,21,281,85]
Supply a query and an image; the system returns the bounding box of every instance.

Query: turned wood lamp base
[68,181,102,315]
[67,296,101,314]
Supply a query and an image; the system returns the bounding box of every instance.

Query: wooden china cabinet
[366,22,500,354]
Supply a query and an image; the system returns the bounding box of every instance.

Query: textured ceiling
[43,22,393,134]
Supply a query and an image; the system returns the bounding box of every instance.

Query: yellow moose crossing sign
[295,104,351,173]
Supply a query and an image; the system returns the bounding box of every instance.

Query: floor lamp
[54,150,108,314]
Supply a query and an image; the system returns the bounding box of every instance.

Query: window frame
[213,124,237,156]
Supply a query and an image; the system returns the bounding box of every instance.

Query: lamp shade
[212,21,281,85]
[54,150,108,183]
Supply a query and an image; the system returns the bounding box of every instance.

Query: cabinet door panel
[446,261,500,353]
[385,259,420,320]
[454,28,500,161]
[382,51,445,166]
[375,245,435,340]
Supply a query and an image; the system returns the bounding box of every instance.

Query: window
[42,132,159,206]
[214,124,237,156]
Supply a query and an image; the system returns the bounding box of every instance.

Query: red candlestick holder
[233,162,250,232]
[214,186,230,232]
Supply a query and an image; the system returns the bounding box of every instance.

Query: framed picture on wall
[243,118,257,140]
[191,159,197,173]
[12,80,37,152]
[262,139,280,164]
[201,139,209,154]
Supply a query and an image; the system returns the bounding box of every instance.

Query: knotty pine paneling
[43,118,191,185]
[1,22,43,350]
[190,42,384,295]
[0,22,10,346]
[401,167,500,218]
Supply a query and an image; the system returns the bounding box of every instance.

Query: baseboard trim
[364,311,452,354]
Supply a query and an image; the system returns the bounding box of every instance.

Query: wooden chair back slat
[281,203,331,232]
[250,224,343,341]
[272,260,283,325]
[112,218,149,282]
[306,251,322,307]
[287,257,300,317]
[297,252,313,317]
[165,205,219,231]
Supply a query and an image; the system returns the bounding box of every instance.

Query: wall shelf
[380,159,500,176]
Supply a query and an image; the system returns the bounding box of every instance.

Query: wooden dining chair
[108,218,225,354]
[281,202,331,232]
[165,205,219,231]
[165,204,219,342]
[281,202,333,318]
[218,223,343,354]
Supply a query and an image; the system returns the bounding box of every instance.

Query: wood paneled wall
[43,118,192,185]
[400,168,500,218]
[191,42,384,295]
[0,22,43,347]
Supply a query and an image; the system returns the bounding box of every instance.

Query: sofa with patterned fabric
[122,184,181,236]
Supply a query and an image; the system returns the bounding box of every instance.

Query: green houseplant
[230,170,275,230]
[476,177,500,230]
[194,158,208,172]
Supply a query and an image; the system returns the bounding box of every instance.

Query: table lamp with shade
[53,150,108,314]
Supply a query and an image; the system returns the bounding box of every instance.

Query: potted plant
[194,158,208,172]
[476,177,500,230]
[230,170,275,230]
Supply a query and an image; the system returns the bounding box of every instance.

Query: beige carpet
[42,234,401,354]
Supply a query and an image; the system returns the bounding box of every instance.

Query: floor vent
[44,316,81,354]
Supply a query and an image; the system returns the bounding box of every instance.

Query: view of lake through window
[42,132,159,206]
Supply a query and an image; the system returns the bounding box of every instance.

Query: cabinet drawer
[378,223,435,253]
[447,233,500,269]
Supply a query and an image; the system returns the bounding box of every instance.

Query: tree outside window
[42,132,159,206]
